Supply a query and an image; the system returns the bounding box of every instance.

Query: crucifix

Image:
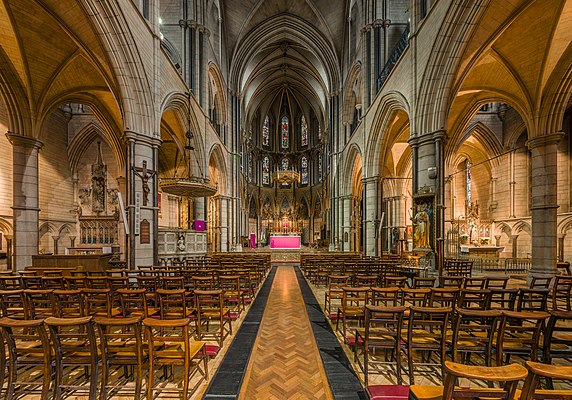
[133,160,156,206]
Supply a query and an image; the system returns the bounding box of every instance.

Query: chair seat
[409,385,443,400]
[410,385,512,400]
[367,385,409,400]
[200,344,220,357]
[515,388,572,399]
[203,308,230,318]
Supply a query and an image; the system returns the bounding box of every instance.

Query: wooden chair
[117,288,158,318]
[192,276,215,291]
[489,288,518,311]
[22,289,54,319]
[519,361,572,399]
[429,288,459,308]
[530,276,553,289]
[95,316,145,400]
[485,275,510,289]
[219,275,245,316]
[516,288,550,312]
[542,310,572,379]
[156,288,195,320]
[194,289,232,347]
[449,308,501,366]
[439,275,465,288]
[355,305,407,385]
[370,287,400,307]
[463,276,487,289]
[400,287,430,308]
[412,277,436,289]
[384,276,408,288]
[160,275,186,290]
[409,361,527,400]
[551,275,572,310]
[336,286,370,339]
[41,276,65,290]
[85,275,109,289]
[0,317,52,400]
[496,310,549,365]
[51,289,85,318]
[457,288,492,310]
[143,318,208,400]
[355,275,379,287]
[21,275,44,289]
[82,288,120,318]
[136,275,158,307]
[63,275,86,289]
[44,316,101,400]
[0,276,22,290]
[0,290,26,319]
[443,259,473,277]
[324,275,350,315]
[404,306,451,385]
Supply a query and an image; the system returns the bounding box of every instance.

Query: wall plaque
[140,219,150,244]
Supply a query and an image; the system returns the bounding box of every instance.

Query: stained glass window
[281,157,289,171]
[281,116,289,149]
[301,156,308,184]
[466,160,472,203]
[301,115,308,146]
[318,124,322,141]
[262,115,269,146]
[318,153,322,182]
[262,157,270,185]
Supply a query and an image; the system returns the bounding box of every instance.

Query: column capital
[124,131,160,147]
[362,176,379,184]
[6,133,43,150]
[526,132,564,150]
[408,129,447,147]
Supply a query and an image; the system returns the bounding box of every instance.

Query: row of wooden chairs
[353,301,563,386]
[0,315,208,400]
[0,287,234,347]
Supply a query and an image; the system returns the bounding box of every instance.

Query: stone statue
[177,234,186,252]
[413,204,431,249]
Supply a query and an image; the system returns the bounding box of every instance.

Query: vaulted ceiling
[223,0,346,133]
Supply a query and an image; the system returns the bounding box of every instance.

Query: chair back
[51,289,85,318]
[520,361,572,400]
[441,361,527,400]
[370,287,399,307]
[496,310,550,364]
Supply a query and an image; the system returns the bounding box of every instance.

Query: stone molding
[6,133,44,150]
[526,131,564,150]
[408,129,447,147]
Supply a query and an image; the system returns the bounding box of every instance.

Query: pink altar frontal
[269,235,301,249]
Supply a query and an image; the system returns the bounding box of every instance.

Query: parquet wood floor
[239,266,334,400]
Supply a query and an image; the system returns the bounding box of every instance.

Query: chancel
[0,0,572,399]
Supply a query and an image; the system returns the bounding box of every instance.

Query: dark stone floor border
[202,266,277,399]
[295,266,368,400]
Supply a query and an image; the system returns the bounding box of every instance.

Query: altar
[460,245,504,258]
[269,235,301,249]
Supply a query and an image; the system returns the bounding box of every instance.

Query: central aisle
[239,266,334,400]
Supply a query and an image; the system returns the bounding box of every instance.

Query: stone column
[7,133,43,270]
[408,130,447,272]
[527,132,563,276]
[126,133,158,268]
[363,176,379,256]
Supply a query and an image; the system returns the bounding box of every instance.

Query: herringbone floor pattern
[239,266,333,400]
